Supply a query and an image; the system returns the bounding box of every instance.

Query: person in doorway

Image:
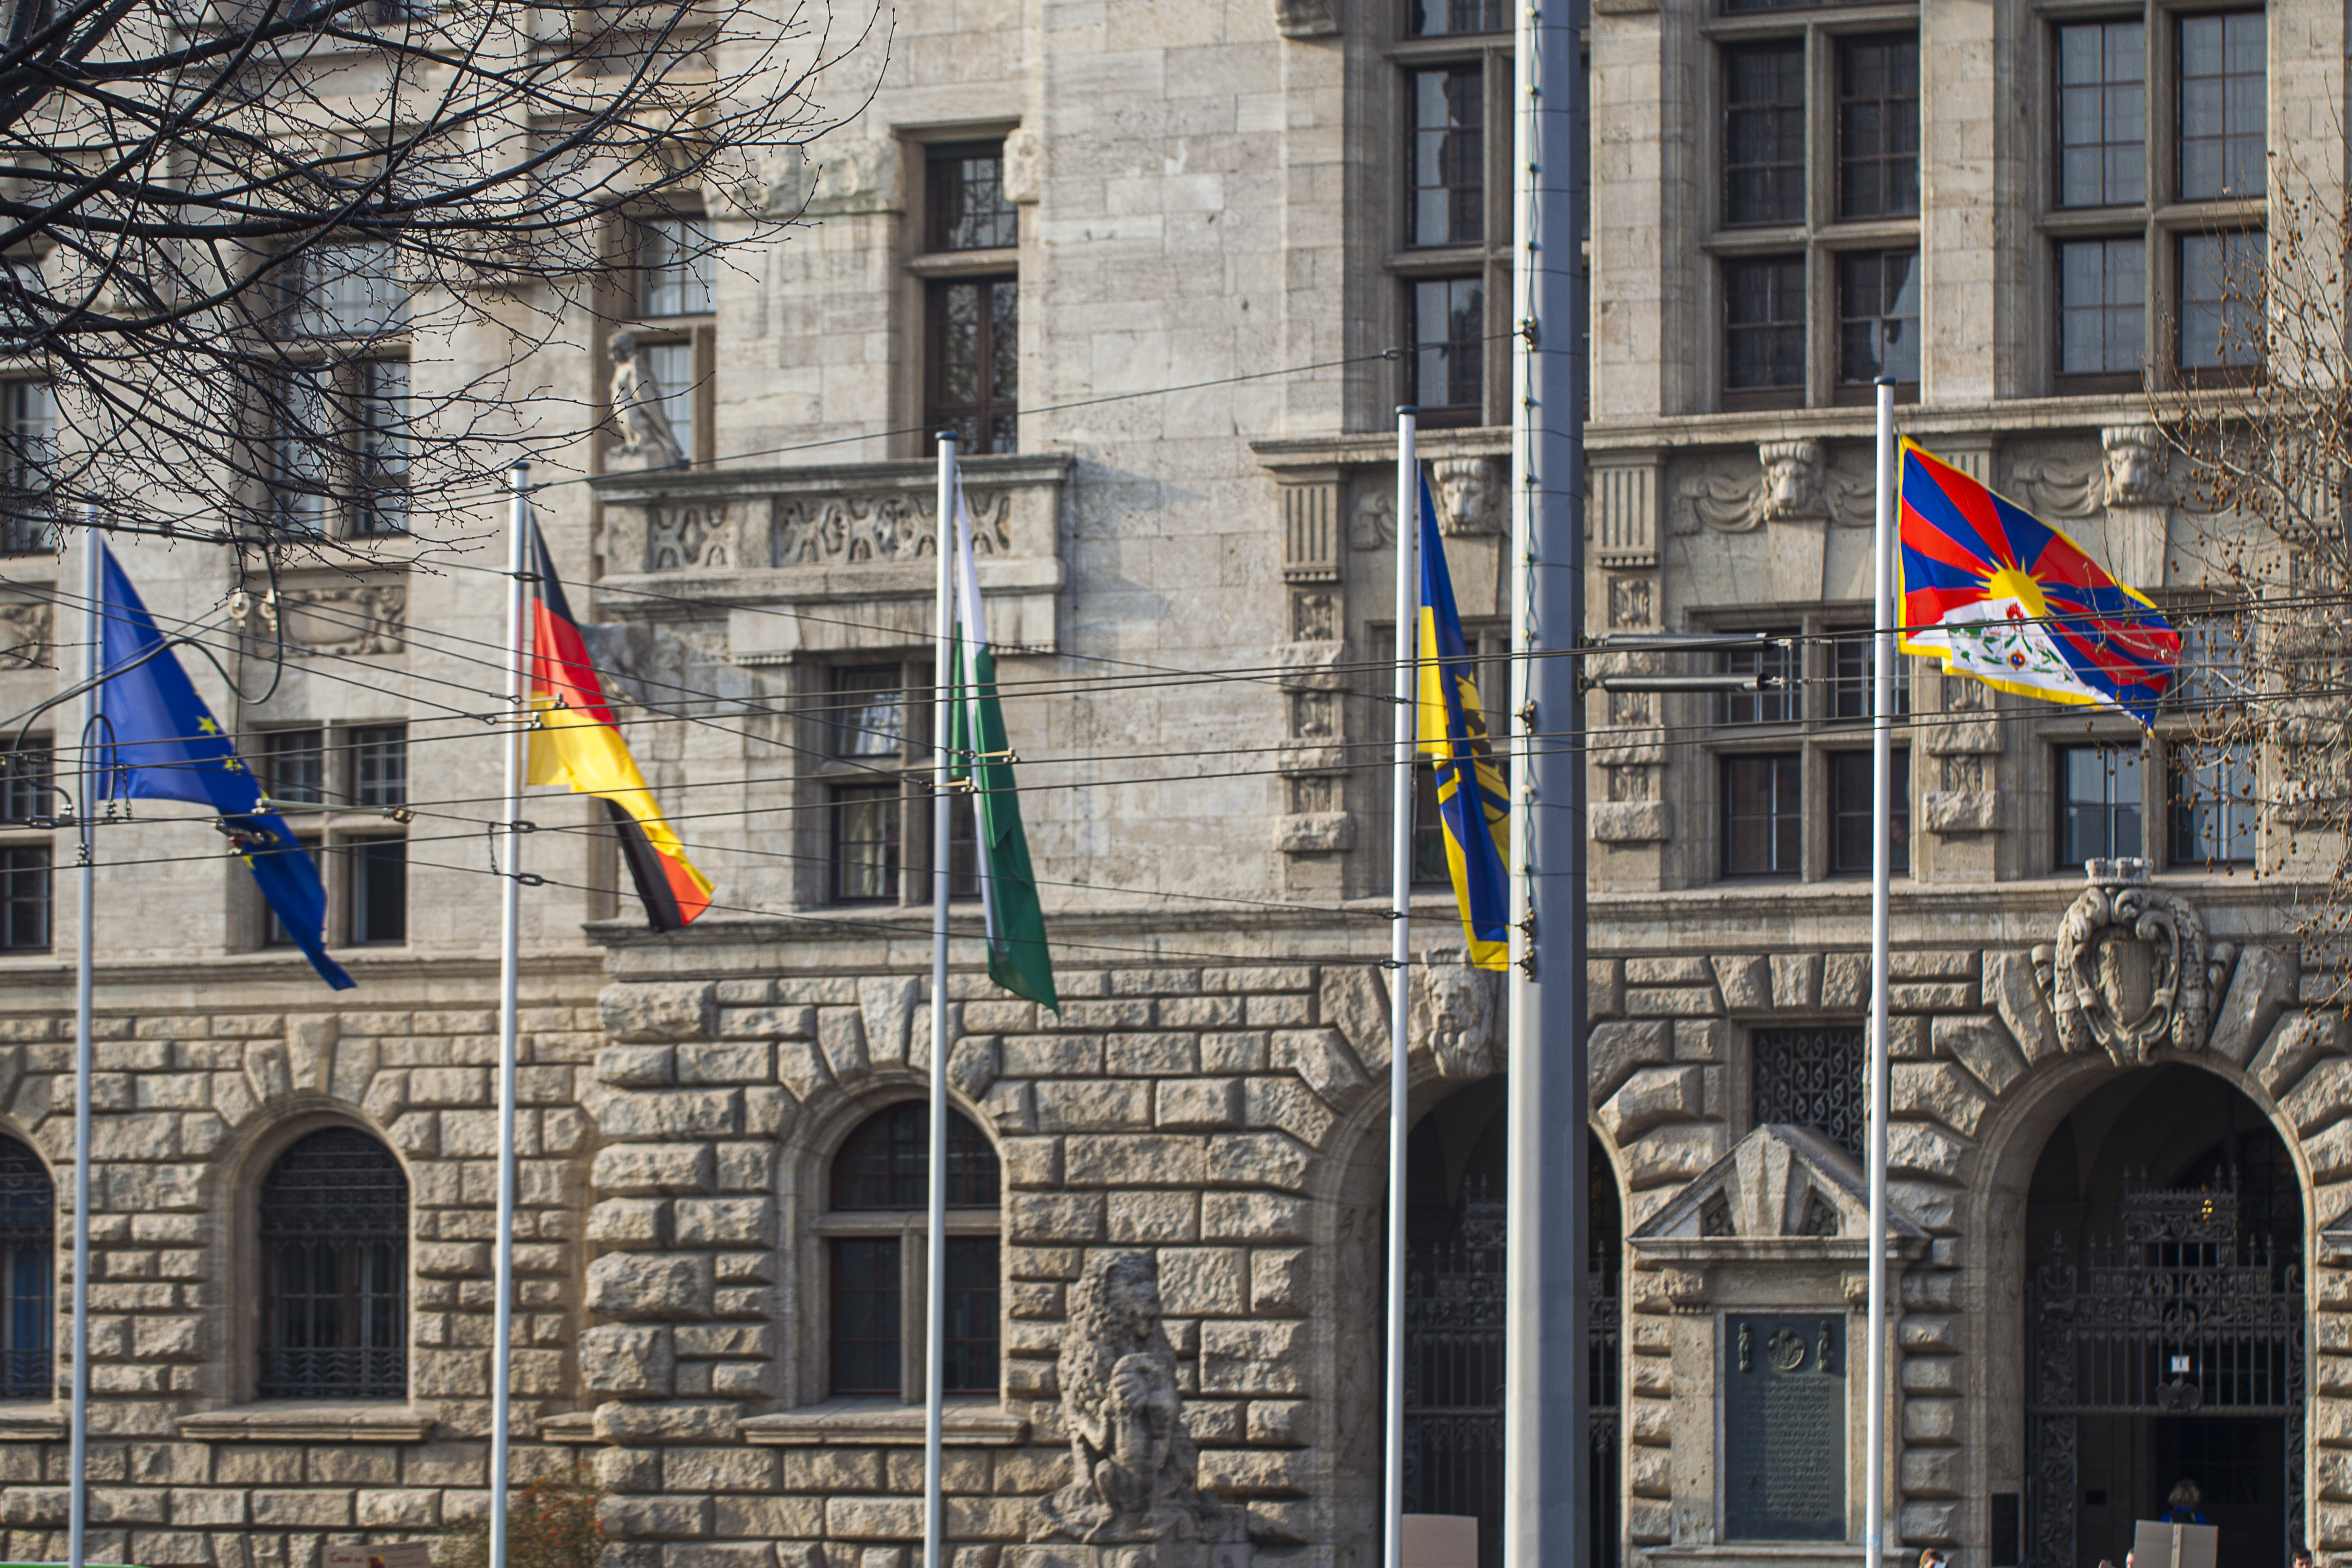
[1918,1550,1947,1568]
[2158,1481,2209,1525]
[2292,1549,2314,1568]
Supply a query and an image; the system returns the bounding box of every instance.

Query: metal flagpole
[1864,380,1896,1568]
[1385,408,1419,1568]
[925,433,956,1568]
[68,503,98,1568]
[490,460,530,1568]
[1505,0,1588,1556]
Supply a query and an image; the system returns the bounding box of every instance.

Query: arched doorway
[2022,1065,2305,1568]
[1401,1080,1622,1568]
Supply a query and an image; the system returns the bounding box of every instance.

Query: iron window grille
[0,1135,49,1398]
[1751,1026,1866,1158]
[826,1104,1002,1397]
[257,1128,407,1399]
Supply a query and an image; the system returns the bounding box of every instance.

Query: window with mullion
[2058,742,2143,867]
[0,380,54,554]
[1724,752,1804,878]
[1830,749,1910,876]
[1836,34,1920,220]
[1722,632,1801,724]
[927,278,1018,455]
[262,728,327,805]
[637,216,716,318]
[2169,744,2257,865]
[0,845,46,951]
[0,739,52,824]
[257,1127,407,1400]
[2056,21,2146,208]
[1836,250,1920,386]
[1407,276,1486,422]
[2179,229,2264,373]
[830,1237,902,1395]
[2178,12,2266,201]
[2057,237,2147,382]
[1409,65,1485,247]
[928,143,1018,253]
[1408,0,1504,34]
[1724,41,1806,227]
[831,784,902,903]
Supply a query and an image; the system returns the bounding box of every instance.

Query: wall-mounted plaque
[1724,1313,1847,1541]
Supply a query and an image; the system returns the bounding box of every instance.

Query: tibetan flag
[1898,439,2180,727]
[523,519,713,930]
[1415,476,1510,971]
[92,545,353,990]
[949,479,1058,1012]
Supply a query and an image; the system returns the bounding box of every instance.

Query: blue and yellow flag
[1415,477,1510,971]
[93,545,354,990]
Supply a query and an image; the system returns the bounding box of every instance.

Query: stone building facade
[0,2,2343,1568]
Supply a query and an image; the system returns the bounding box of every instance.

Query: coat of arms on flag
[1896,438,2181,728]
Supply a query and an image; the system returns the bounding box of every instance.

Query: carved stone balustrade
[592,454,1072,658]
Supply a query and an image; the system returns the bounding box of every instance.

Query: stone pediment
[590,453,1071,657]
[1630,1123,1928,1261]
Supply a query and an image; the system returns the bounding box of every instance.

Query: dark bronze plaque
[1724,1313,1846,1541]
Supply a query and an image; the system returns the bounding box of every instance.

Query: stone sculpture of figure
[2101,424,2167,508]
[1431,455,1503,536]
[608,329,686,470]
[1412,959,1498,1078]
[1041,1251,1237,1545]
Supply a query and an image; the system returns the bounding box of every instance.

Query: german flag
[524,520,714,929]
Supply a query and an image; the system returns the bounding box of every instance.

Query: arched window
[825,1103,1000,1399]
[257,1128,407,1400]
[0,1136,51,1399]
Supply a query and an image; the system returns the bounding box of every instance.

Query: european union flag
[93,546,354,990]
[1415,476,1511,971]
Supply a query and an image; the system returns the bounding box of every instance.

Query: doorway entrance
[1399,1080,1621,1568]
[2023,1066,2305,1568]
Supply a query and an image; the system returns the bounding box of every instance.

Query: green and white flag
[950,479,1059,1013]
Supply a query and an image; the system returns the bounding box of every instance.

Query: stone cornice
[589,452,1073,505]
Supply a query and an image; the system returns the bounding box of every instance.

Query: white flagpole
[925,433,956,1568]
[68,503,97,1568]
[490,460,529,1568]
[1864,379,1896,1568]
[1386,408,1419,1568]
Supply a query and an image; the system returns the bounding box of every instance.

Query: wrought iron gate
[2025,1175,2304,1568]
[1402,1197,1623,1568]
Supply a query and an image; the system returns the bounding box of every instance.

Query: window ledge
[741,1399,1027,1447]
[175,1401,436,1442]
[0,1402,64,1440]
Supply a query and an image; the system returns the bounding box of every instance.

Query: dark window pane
[356,360,409,536]
[2056,21,2145,207]
[833,667,906,758]
[348,838,405,945]
[2178,13,2266,201]
[257,1128,407,1399]
[2167,616,2254,713]
[1410,66,1485,247]
[1830,749,1910,875]
[928,277,1018,454]
[928,142,1018,252]
[1411,763,1451,886]
[263,838,322,947]
[831,785,901,903]
[1724,41,1806,225]
[0,1136,51,1398]
[830,1102,1002,1210]
[1831,632,1912,720]
[1408,277,1485,415]
[352,726,407,807]
[0,740,51,822]
[1752,1027,1866,1158]
[0,380,55,553]
[1723,752,1802,877]
[2170,745,2257,865]
[943,1235,1000,1394]
[1837,251,1921,384]
[1838,35,1920,218]
[2179,230,2264,370]
[831,1237,901,1395]
[1724,256,1806,391]
[0,846,43,953]
[1408,0,1505,34]
[2058,743,2143,868]
[2058,238,2147,376]
[262,728,326,805]
[637,217,716,317]
[274,241,407,339]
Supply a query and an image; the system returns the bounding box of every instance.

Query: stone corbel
[1001,129,1042,206]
